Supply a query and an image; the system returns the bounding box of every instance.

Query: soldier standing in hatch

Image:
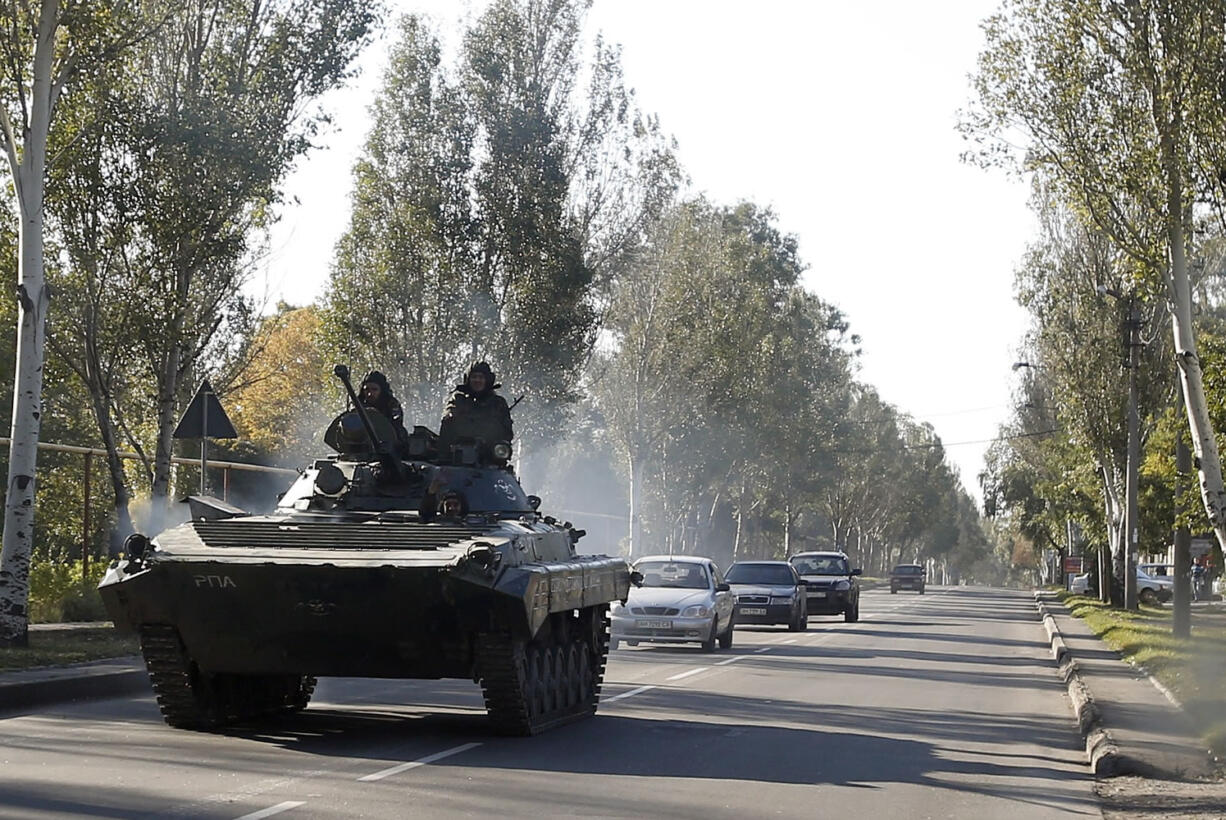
[438,362,513,451]
[359,370,409,452]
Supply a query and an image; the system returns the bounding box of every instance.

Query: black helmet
[467,362,495,381]
[361,370,391,391]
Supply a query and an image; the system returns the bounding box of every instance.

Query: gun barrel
[333,365,384,453]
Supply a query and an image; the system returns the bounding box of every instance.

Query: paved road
[0,587,1098,819]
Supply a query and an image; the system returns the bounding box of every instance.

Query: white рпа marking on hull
[358,742,482,782]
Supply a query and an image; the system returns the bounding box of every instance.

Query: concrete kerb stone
[1033,590,1131,777]
[0,656,146,714]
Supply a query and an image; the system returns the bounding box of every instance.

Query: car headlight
[681,605,710,617]
[610,601,624,613]
[770,596,792,605]
[835,580,851,591]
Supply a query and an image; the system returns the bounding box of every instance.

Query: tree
[323,14,479,426]
[964,0,1226,551]
[0,0,166,646]
[324,1,679,465]
[227,304,335,463]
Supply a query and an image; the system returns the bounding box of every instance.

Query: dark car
[890,563,926,594]
[789,551,861,622]
[726,561,807,631]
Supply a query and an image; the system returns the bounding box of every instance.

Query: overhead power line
[830,428,1059,455]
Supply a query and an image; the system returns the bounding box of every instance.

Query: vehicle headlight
[610,601,624,613]
[770,596,792,605]
[835,580,851,591]
[682,605,710,617]
[492,441,513,460]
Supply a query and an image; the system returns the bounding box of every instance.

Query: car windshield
[635,561,710,589]
[790,556,849,576]
[726,564,795,585]
[893,565,923,575]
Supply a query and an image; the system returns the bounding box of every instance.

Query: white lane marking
[779,639,797,644]
[665,667,709,681]
[754,647,771,654]
[358,742,482,782]
[604,684,656,703]
[714,655,744,666]
[235,802,305,820]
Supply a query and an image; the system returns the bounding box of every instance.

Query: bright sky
[262,0,1034,500]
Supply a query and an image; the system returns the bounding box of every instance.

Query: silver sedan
[610,555,735,652]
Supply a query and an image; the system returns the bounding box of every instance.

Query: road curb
[1033,591,1154,778]
[0,656,146,714]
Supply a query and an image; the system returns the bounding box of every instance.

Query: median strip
[357,742,482,782]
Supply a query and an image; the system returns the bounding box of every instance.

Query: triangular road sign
[173,379,238,439]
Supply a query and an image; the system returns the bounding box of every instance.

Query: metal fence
[1,437,298,576]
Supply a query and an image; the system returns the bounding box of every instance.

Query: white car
[1136,568,1173,605]
[1068,569,1173,604]
[609,555,735,652]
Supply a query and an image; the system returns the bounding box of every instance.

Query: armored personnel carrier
[98,366,633,736]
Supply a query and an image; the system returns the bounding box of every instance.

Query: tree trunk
[732,487,746,561]
[783,499,791,557]
[0,1,56,646]
[1161,131,1226,552]
[628,450,643,559]
[86,386,133,555]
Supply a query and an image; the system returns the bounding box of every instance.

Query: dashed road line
[754,647,771,654]
[358,742,482,782]
[604,684,656,703]
[714,655,745,666]
[235,802,305,820]
[665,667,709,681]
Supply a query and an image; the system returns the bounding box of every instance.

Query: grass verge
[0,627,138,672]
[1057,591,1226,756]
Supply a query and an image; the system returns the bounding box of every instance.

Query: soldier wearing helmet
[359,370,409,452]
[438,362,513,451]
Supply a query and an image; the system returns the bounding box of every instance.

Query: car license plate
[739,607,767,615]
[637,619,672,629]
[810,591,827,598]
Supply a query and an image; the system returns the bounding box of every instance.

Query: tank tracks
[477,605,610,735]
[138,624,316,730]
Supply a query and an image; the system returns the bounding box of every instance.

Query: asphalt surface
[0,586,1098,819]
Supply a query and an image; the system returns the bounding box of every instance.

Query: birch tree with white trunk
[0,0,160,646]
[963,0,1226,551]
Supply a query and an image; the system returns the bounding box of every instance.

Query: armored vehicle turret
[98,365,633,735]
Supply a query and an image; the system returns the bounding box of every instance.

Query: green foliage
[28,560,109,623]
[595,198,986,575]
[323,1,679,447]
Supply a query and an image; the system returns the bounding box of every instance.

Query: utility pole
[1173,394,1192,637]
[1124,296,1140,611]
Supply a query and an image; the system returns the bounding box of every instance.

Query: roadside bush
[29,559,109,623]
